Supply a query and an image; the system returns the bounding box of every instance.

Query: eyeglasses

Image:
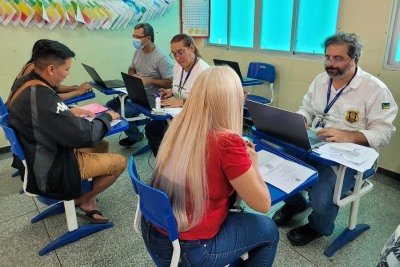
[133,35,148,39]
[169,47,188,59]
[324,55,352,64]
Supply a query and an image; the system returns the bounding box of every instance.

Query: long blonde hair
[152,66,244,231]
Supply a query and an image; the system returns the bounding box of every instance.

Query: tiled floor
[1,134,399,266]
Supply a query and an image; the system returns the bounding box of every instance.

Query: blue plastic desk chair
[63,91,96,105]
[0,113,113,256]
[0,97,20,178]
[246,62,276,105]
[128,156,180,267]
[128,156,248,267]
[0,97,7,116]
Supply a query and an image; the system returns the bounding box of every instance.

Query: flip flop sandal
[77,210,109,224]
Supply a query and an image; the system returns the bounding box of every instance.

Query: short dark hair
[32,40,75,70]
[324,32,363,63]
[26,39,51,64]
[134,23,154,43]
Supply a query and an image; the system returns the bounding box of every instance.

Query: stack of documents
[257,150,316,194]
[313,143,378,172]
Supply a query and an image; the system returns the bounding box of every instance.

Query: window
[209,0,340,55]
[384,0,400,70]
[230,0,255,48]
[209,0,228,45]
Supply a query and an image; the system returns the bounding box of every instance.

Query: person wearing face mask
[144,33,210,157]
[106,23,174,147]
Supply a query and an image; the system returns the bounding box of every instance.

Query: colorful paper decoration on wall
[180,0,209,37]
[0,0,175,30]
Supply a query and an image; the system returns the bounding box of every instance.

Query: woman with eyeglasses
[145,33,209,156]
[141,66,279,267]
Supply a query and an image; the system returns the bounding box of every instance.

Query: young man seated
[8,40,126,223]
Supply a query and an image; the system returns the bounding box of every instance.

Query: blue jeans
[285,164,357,236]
[106,98,142,141]
[141,212,279,267]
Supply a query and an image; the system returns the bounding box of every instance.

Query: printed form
[257,150,316,194]
[313,143,378,172]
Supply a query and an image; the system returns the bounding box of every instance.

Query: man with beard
[271,32,397,246]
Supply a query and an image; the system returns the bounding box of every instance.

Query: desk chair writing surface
[63,91,96,106]
[90,81,126,95]
[251,138,318,205]
[127,100,172,121]
[0,113,113,256]
[105,116,129,137]
[251,126,376,257]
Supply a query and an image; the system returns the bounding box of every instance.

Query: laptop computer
[213,59,258,83]
[245,100,327,151]
[82,63,125,89]
[121,72,152,110]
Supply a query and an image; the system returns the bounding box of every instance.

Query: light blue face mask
[133,38,143,49]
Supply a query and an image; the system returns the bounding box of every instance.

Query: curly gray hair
[324,32,363,63]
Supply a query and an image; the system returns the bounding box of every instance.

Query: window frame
[384,0,400,71]
[207,0,340,61]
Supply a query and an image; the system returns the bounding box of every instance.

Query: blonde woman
[141,66,279,266]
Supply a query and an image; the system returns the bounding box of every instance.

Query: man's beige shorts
[75,149,126,179]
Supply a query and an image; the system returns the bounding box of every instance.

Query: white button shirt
[298,67,398,150]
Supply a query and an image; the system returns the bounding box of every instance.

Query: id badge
[315,115,327,128]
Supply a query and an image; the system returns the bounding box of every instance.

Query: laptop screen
[82,63,107,87]
[213,59,243,81]
[245,100,313,150]
[121,72,152,110]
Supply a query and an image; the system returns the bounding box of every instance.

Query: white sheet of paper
[84,117,120,127]
[257,150,316,194]
[314,142,378,172]
[162,107,182,117]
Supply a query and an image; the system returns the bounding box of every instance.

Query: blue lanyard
[178,56,197,99]
[323,74,355,114]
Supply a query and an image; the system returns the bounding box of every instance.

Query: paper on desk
[79,103,108,115]
[162,108,182,117]
[257,150,316,194]
[84,117,121,127]
[313,143,378,172]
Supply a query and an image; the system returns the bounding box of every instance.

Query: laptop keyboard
[309,136,323,145]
